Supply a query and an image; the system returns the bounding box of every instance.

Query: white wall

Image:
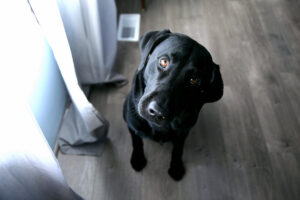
[29,42,68,149]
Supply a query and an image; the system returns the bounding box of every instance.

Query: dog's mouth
[146,113,168,127]
[137,92,189,131]
[137,94,170,127]
[139,107,169,127]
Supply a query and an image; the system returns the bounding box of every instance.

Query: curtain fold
[30,0,127,155]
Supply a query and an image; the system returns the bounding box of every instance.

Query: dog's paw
[168,161,185,181]
[130,151,147,171]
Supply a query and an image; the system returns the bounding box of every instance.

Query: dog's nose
[147,101,166,120]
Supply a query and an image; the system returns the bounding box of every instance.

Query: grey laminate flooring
[57,0,300,199]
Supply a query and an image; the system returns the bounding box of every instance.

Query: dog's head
[133,30,223,130]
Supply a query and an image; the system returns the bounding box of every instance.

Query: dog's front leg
[129,129,147,171]
[168,132,188,181]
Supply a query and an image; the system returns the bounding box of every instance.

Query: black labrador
[123,30,223,181]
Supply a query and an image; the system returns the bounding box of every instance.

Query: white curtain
[0,102,82,199]
[0,0,81,197]
[29,0,127,155]
[56,0,126,85]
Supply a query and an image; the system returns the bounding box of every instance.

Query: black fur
[123,30,223,181]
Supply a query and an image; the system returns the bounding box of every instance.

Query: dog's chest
[138,127,174,144]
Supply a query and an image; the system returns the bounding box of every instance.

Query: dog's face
[135,30,223,131]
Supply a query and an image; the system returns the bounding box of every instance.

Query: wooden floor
[57,0,300,199]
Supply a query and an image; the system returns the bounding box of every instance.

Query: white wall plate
[117,14,141,42]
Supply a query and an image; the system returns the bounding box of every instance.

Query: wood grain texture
[57,0,300,199]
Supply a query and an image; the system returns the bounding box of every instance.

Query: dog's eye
[159,58,169,68]
[190,77,200,85]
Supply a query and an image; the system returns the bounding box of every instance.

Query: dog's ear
[203,63,224,103]
[137,29,171,71]
[139,29,171,53]
[139,31,158,53]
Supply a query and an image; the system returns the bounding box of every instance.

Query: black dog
[123,30,223,181]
